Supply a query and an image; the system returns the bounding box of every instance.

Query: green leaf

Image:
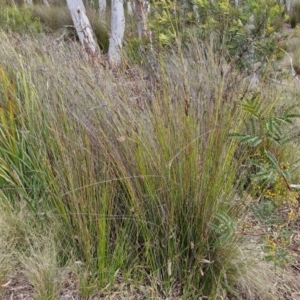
[265,255,275,262]
[239,135,262,146]
[266,169,276,183]
[249,159,265,169]
[252,171,271,180]
[284,113,300,119]
[264,150,280,170]
[210,212,237,245]
[281,133,298,144]
[282,171,291,180]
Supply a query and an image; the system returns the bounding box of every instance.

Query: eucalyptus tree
[66,0,99,55]
[127,0,133,15]
[284,0,293,13]
[66,0,126,67]
[108,0,125,66]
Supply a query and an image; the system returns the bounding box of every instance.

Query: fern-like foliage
[230,96,300,191]
[237,98,300,145]
[210,212,237,245]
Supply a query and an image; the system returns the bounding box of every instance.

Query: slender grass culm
[0,30,298,299]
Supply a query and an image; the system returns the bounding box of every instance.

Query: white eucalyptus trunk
[66,0,99,55]
[99,0,107,16]
[286,0,294,13]
[127,0,133,15]
[135,0,151,40]
[108,0,125,67]
[43,0,50,6]
[281,0,291,13]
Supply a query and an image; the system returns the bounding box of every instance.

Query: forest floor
[1,204,300,299]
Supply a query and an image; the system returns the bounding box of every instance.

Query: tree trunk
[66,0,99,56]
[284,0,293,13]
[43,0,50,6]
[127,0,133,15]
[290,0,294,13]
[282,0,287,13]
[99,0,106,16]
[24,0,33,5]
[108,0,125,67]
[135,0,151,40]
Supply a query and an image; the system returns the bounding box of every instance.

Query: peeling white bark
[66,0,99,55]
[108,0,125,67]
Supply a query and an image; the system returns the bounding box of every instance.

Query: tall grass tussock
[0,20,299,300]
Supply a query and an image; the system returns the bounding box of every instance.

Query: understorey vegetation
[0,0,300,299]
